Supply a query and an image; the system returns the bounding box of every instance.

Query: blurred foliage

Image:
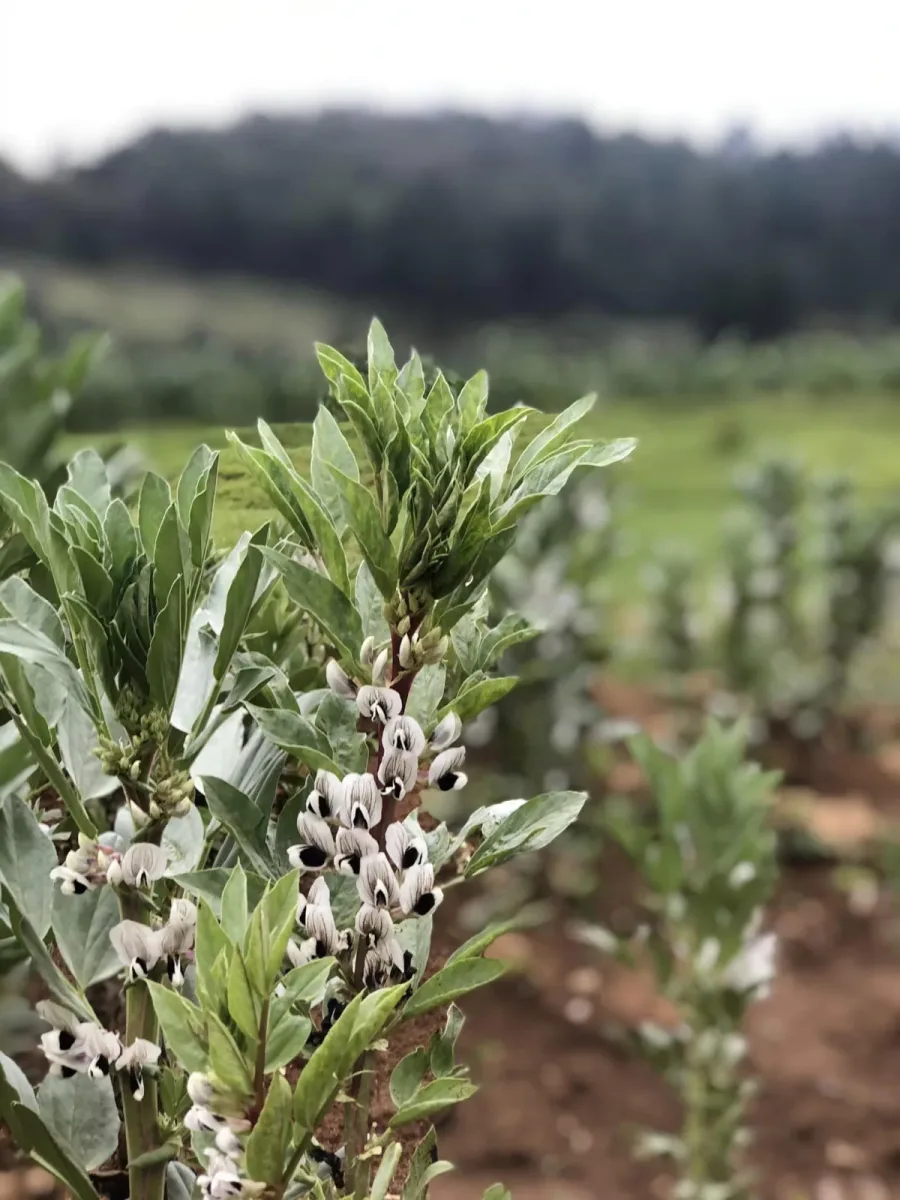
[649,457,900,743]
[6,112,900,339]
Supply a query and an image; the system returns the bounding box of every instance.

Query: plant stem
[253,996,270,1112]
[118,893,166,1200]
[348,1049,377,1200]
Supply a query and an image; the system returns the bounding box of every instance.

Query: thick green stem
[253,996,270,1112]
[348,1049,377,1200]
[118,895,166,1200]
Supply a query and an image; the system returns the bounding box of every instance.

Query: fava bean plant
[650,457,900,750]
[582,722,779,1200]
[0,319,634,1199]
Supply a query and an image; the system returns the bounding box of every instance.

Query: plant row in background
[649,456,900,749]
[0,316,637,1199]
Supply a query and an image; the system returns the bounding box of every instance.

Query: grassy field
[66,394,900,582]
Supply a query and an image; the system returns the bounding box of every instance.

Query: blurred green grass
[66,393,900,574]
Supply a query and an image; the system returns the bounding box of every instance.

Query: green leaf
[3,887,94,1021]
[184,448,218,569]
[0,793,56,936]
[0,576,64,647]
[147,983,209,1073]
[0,619,91,714]
[446,911,545,967]
[170,613,217,733]
[261,549,363,663]
[405,665,446,729]
[194,900,230,1009]
[247,705,342,776]
[390,1048,428,1109]
[346,984,408,1063]
[429,1005,465,1078]
[138,472,171,559]
[264,1014,311,1072]
[584,437,638,468]
[245,1072,293,1186]
[51,886,121,988]
[38,1074,119,1171]
[207,1011,253,1096]
[315,342,367,392]
[0,1051,38,1113]
[58,694,118,802]
[314,691,367,773]
[227,436,348,593]
[226,950,260,1039]
[152,503,189,611]
[175,868,268,916]
[354,561,390,644]
[8,1105,100,1200]
[220,862,250,943]
[161,805,206,876]
[293,993,364,1130]
[327,468,398,597]
[465,790,589,876]
[482,1186,513,1200]
[146,578,185,712]
[312,406,360,534]
[273,959,335,1013]
[103,498,138,585]
[166,1163,196,1200]
[390,1077,478,1127]
[456,370,490,430]
[402,1128,441,1200]
[437,676,516,725]
[512,393,597,483]
[64,450,110,516]
[403,959,506,1019]
[243,871,300,994]
[213,540,264,681]
[368,317,397,391]
[370,1142,403,1200]
[0,461,51,562]
[201,777,272,877]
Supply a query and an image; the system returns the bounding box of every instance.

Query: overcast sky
[4,0,900,172]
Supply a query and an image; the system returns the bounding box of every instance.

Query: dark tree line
[3,110,900,338]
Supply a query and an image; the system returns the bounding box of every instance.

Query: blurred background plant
[647,457,900,763]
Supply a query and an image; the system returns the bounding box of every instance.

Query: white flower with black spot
[428,746,467,792]
[116,1038,161,1100]
[358,853,401,910]
[325,659,357,699]
[400,863,443,917]
[356,685,402,725]
[49,865,95,896]
[334,827,378,876]
[306,769,343,820]
[377,749,418,801]
[383,715,426,756]
[288,814,335,871]
[338,774,383,831]
[385,822,427,872]
[109,920,162,980]
[428,711,462,753]
[120,843,168,888]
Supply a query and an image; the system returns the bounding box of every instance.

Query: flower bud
[371,648,390,687]
[360,636,376,667]
[398,634,413,668]
[326,659,357,699]
[130,761,141,780]
[397,615,411,637]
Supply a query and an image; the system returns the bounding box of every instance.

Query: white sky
[3,0,900,173]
